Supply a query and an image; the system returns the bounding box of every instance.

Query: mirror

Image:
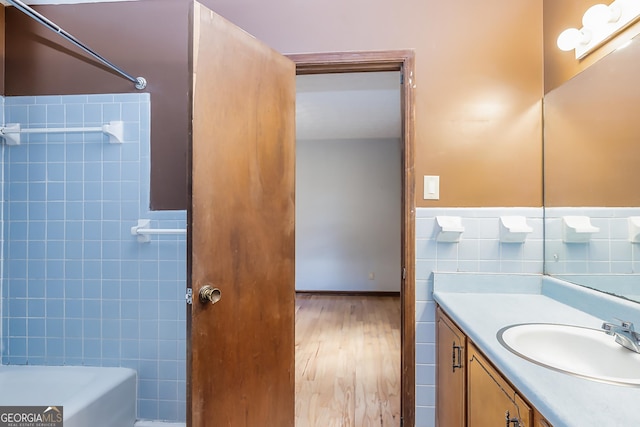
[544,35,640,303]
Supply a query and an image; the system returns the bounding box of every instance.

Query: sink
[497,323,640,386]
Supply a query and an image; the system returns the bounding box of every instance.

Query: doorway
[289,51,416,427]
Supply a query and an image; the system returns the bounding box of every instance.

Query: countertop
[433,272,640,427]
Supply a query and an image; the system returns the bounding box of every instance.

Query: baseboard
[295,290,400,297]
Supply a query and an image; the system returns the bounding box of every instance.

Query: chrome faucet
[602,320,640,353]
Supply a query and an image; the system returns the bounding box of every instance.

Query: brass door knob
[199,285,221,304]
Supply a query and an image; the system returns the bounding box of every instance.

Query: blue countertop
[433,272,640,427]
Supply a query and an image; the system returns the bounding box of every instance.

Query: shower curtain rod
[6,0,147,90]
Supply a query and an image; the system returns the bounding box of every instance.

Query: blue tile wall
[0,97,4,356]
[545,207,640,274]
[414,207,543,427]
[1,94,186,422]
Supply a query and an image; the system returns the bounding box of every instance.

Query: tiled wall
[0,94,187,422]
[0,98,4,351]
[545,207,640,274]
[414,207,543,427]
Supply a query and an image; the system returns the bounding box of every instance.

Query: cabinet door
[468,342,532,427]
[436,307,466,427]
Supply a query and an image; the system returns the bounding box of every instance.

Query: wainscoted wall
[0,95,547,425]
[414,207,543,426]
[545,207,640,274]
[0,99,4,349]
[0,94,187,422]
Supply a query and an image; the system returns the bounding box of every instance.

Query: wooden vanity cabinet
[436,307,550,427]
[467,342,532,427]
[436,306,466,427]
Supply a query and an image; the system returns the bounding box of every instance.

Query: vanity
[433,272,640,426]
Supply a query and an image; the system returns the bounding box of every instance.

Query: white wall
[295,138,401,292]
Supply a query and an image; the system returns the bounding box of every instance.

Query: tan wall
[201,0,544,208]
[4,0,544,209]
[545,95,640,207]
[544,17,640,207]
[543,0,640,207]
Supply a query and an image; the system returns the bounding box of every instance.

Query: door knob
[199,285,221,304]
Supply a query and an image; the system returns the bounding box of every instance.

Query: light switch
[424,175,440,200]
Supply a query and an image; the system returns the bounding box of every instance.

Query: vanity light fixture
[557,0,640,59]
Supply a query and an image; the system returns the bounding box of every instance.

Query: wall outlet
[368,272,375,280]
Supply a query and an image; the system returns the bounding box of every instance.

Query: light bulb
[582,3,621,28]
[609,5,622,22]
[557,28,581,51]
[557,28,592,51]
[582,4,609,27]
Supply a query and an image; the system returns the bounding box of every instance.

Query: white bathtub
[0,365,136,427]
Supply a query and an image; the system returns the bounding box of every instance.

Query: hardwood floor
[295,294,401,427]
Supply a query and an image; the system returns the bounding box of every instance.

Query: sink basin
[497,323,640,386]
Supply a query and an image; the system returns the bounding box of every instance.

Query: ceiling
[295,71,402,141]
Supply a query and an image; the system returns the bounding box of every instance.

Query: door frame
[287,50,416,427]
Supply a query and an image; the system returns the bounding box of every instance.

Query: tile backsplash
[0,94,186,422]
[0,97,4,355]
[414,207,543,427]
[545,207,640,274]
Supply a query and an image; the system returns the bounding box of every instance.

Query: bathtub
[0,365,136,427]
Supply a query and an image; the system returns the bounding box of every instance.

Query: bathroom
[1,0,639,426]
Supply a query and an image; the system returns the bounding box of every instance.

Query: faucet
[602,320,640,353]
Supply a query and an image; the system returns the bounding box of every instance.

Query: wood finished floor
[295,294,401,427]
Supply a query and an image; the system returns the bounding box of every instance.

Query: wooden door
[436,307,466,427]
[188,2,296,426]
[468,343,532,427]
